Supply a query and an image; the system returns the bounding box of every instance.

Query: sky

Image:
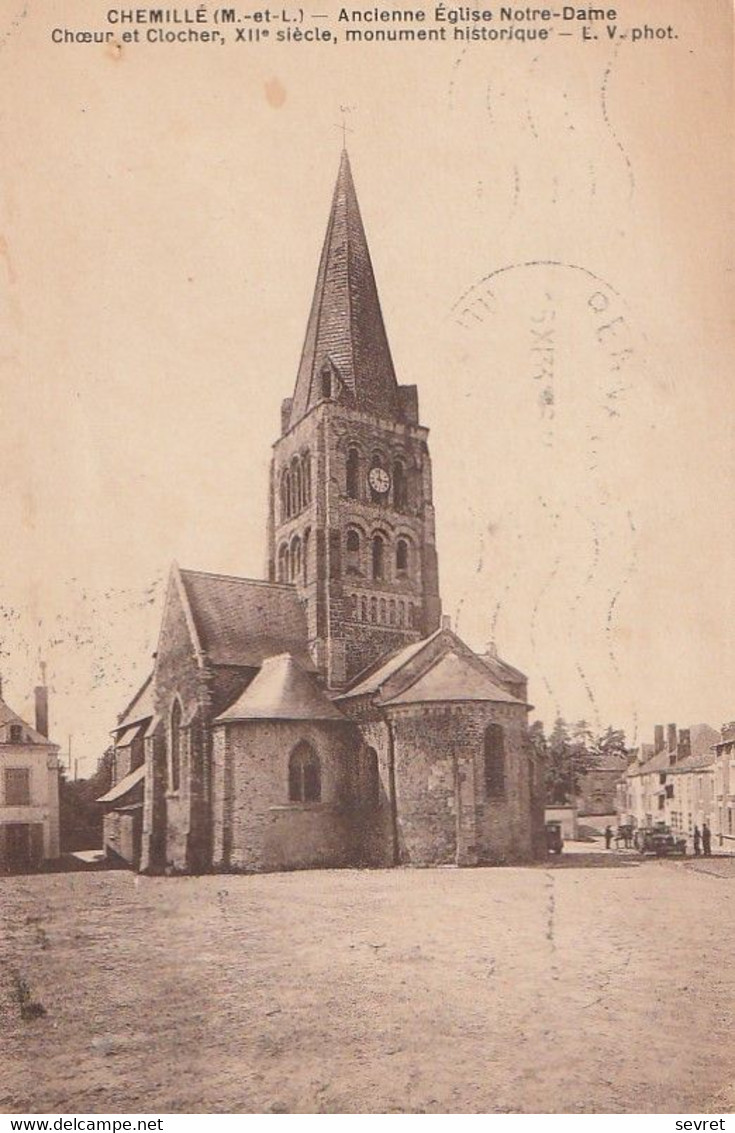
[0,0,732,774]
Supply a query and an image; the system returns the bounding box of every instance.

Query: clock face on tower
[368,466,391,495]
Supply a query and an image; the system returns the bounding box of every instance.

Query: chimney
[667,723,677,765]
[654,725,664,754]
[678,728,691,763]
[34,662,49,738]
[441,615,452,631]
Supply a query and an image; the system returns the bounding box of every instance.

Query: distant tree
[528,720,548,762]
[58,747,114,852]
[571,719,595,752]
[590,725,628,765]
[546,717,574,805]
[543,717,629,804]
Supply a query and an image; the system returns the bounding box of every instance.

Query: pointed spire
[288,151,402,429]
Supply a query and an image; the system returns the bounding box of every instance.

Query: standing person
[702,822,712,857]
[693,825,701,856]
[605,824,613,850]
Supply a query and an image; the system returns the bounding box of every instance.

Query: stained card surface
[0,0,732,1116]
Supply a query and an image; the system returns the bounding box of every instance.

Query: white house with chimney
[0,670,60,870]
[619,722,720,847]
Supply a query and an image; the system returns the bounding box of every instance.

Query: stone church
[100,151,546,872]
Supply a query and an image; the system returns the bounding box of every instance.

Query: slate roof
[593,752,630,773]
[478,651,526,684]
[116,673,154,733]
[98,764,146,805]
[0,696,55,747]
[384,650,525,707]
[215,654,345,723]
[626,724,720,778]
[116,721,147,747]
[288,150,402,428]
[626,749,677,778]
[178,569,313,671]
[667,749,716,774]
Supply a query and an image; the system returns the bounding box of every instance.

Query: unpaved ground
[1,856,733,1114]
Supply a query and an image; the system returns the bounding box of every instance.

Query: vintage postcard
[0,0,733,1116]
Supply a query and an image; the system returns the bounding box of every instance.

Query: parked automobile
[634,823,687,857]
[545,820,564,855]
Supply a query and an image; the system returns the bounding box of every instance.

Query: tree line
[529,718,629,806]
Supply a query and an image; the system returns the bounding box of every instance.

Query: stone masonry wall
[152,579,213,872]
[354,717,395,866]
[387,701,533,865]
[268,401,440,689]
[577,769,620,816]
[211,719,359,872]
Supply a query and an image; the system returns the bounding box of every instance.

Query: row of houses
[618,721,735,851]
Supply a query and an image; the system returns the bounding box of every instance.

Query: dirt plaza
[1,855,733,1114]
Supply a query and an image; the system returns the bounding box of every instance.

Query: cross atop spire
[334,117,353,151]
[287,150,403,429]
[335,105,355,151]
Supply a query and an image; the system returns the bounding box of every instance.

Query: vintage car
[634,823,687,857]
[545,820,564,855]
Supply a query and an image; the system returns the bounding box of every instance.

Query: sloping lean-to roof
[98,763,146,806]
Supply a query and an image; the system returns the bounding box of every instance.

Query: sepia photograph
[1,0,733,1117]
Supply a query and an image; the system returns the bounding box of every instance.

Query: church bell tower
[266,150,442,689]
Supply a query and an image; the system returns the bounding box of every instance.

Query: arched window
[170,699,182,793]
[370,597,378,624]
[361,597,368,622]
[303,528,311,583]
[346,447,360,499]
[350,594,358,619]
[291,457,301,515]
[484,723,506,798]
[379,598,387,624]
[289,742,321,803]
[278,543,289,582]
[296,462,303,513]
[393,460,407,508]
[290,535,301,582]
[396,538,409,574]
[389,599,396,626]
[346,528,361,575]
[302,452,311,505]
[281,470,291,520]
[372,534,385,581]
[321,366,332,400]
[398,601,405,627]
